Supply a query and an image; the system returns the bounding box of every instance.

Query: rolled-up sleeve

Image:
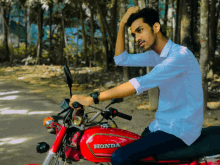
[129,52,190,94]
[114,50,158,67]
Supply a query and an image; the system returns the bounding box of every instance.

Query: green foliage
[13,43,36,60]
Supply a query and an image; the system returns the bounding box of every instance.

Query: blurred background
[0,0,220,111]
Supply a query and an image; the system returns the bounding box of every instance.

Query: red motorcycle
[37,65,220,165]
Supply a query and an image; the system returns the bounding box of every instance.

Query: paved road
[0,82,97,165]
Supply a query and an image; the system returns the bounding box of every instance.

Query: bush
[13,43,37,60]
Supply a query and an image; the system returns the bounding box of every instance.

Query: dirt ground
[0,65,220,135]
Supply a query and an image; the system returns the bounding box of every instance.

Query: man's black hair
[127,7,164,34]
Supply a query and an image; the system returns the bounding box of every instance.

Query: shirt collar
[159,39,173,58]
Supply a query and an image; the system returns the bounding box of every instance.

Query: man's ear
[153,22,160,34]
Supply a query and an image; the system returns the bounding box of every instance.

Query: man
[69,7,204,165]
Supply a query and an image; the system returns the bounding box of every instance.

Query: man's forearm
[115,23,126,57]
[98,81,136,101]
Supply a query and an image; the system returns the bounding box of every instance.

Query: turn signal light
[43,117,54,126]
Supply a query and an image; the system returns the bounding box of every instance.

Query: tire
[48,155,65,165]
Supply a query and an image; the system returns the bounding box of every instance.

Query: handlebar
[59,100,132,126]
[117,112,132,120]
[109,107,132,121]
[72,101,84,109]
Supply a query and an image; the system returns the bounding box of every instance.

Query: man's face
[131,18,156,51]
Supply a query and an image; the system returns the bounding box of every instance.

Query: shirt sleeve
[129,51,189,94]
[114,50,158,67]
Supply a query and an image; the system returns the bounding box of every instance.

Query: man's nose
[135,34,141,43]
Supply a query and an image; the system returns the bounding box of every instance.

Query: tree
[199,0,209,111]
[170,0,175,41]
[48,0,53,63]
[109,0,118,65]
[208,0,218,76]
[163,0,168,37]
[79,1,89,66]
[89,4,95,67]
[95,0,118,69]
[19,0,28,57]
[119,0,130,82]
[96,2,109,70]
[175,0,182,44]
[35,1,44,64]
[181,0,193,51]
[0,1,12,63]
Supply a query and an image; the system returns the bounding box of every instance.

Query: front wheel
[48,156,65,165]
[42,150,65,165]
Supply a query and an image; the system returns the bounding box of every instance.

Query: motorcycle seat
[155,126,220,161]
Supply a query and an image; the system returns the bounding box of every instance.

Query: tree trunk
[49,2,53,63]
[24,6,28,57]
[208,0,217,73]
[192,1,199,55]
[75,17,79,68]
[170,0,175,41]
[175,0,182,44]
[18,4,20,53]
[61,11,69,66]
[36,2,43,65]
[147,0,159,111]
[75,25,79,68]
[97,11,109,70]
[95,1,114,55]
[89,4,95,67]
[163,0,168,37]
[109,0,118,66]
[79,3,89,66]
[1,5,10,62]
[58,3,64,65]
[199,0,209,112]
[181,0,193,52]
[120,0,129,82]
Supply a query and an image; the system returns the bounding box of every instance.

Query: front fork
[42,126,67,165]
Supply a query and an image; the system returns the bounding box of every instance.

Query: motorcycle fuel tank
[80,126,141,163]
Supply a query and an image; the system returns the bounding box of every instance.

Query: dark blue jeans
[111,127,187,165]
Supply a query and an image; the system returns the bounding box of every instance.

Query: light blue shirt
[114,39,204,146]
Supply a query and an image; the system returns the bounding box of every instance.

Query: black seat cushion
[156,126,220,160]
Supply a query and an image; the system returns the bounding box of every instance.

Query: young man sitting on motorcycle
[69,6,204,165]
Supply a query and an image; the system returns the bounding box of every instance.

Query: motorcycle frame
[42,111,220,165]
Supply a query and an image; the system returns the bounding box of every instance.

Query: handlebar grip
[72,101,84,109]
[117,112,132,121]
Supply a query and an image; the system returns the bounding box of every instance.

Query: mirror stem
[105,103,112,109]
[69,87,72,97]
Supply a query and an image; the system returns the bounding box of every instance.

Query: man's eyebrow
[131,26,142,37]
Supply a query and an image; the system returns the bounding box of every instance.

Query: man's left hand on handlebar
[69,95,94,109]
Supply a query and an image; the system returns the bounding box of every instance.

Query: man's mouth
[139,41,145,47]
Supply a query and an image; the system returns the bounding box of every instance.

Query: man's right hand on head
[120,6,140,25]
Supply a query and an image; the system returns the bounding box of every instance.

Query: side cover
[80,126,141,162]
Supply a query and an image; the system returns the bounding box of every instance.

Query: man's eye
[138,29,143,33]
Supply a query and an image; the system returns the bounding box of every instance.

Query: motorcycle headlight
[43,117,54,128]
[72,116,82,126]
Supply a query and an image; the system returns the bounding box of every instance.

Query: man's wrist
[89,92,100,104]
[119,22,126,28]
[87,96,94,105]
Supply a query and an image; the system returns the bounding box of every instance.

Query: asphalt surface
[0,81,96,165]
